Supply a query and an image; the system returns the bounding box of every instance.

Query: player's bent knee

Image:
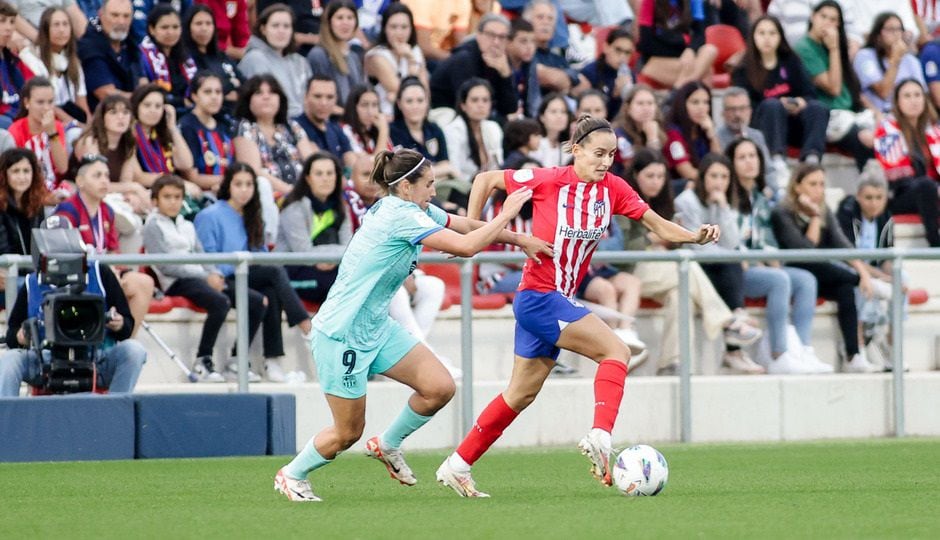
[335,424,365,449]
[419,376,456,408]
[435,378,457,404]
[505,385,540,410]
[595,340,630,363]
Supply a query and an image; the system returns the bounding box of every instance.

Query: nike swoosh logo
[388,460,401,473]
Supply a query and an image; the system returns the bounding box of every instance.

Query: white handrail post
[234,252,250,393]
[459,259,474,436]
[677,252,692,443]
[891,252,905,437]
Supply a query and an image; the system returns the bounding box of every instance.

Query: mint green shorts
[311,323,419,399]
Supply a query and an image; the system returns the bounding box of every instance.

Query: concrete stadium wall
[137,373,940,453]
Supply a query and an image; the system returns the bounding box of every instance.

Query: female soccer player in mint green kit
[275,148,552,502]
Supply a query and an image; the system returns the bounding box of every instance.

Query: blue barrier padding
[0,395,136,462]
[135,394,268,458]
[266,394,296,455]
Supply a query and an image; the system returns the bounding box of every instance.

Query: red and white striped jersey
[504,166,649,297]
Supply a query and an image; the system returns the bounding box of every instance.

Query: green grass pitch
[2,438,938,539]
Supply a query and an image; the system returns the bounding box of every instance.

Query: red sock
[593,359,628,432]
[455,394,519,465]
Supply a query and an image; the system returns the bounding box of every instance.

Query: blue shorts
[311,322,419,399]
[512,290,591,360]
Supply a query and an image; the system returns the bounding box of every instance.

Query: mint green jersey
[312,195,449,349]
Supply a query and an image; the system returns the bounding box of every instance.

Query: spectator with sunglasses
[429,13,519,118]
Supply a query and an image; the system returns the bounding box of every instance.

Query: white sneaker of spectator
[766,350,812,374]
[225,361,262,383]
[192,356,225,382]
[721,350,766,374]
[265,359,287,383]
[723,319,763,347]
[864,340,890,372]
[800,346,835,373]
[844,351,879,373]
[732,307,760,328]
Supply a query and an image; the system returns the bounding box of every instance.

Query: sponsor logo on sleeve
[669,140,687,160]
[513,169,534,183]
[412,211,438,229]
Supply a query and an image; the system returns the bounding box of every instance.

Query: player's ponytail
[565,114,613,153]
[369,148,430,193]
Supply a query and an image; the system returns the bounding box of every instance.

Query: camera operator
[54,154,154,337]
[0,221,147,397]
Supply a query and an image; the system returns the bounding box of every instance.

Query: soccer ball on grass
[611,444,668,496]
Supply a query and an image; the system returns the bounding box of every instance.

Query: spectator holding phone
[732,16,827,168]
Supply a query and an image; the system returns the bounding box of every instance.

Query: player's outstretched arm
[466,170,508,220]
[640,209,721,245]
[422,188,534,257]
[447,214,554,263]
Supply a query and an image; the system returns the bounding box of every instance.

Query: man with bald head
[78,0,138,110]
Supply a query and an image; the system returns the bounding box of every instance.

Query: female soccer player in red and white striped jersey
[436,114,721,497]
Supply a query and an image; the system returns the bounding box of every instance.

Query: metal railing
[3,246,934,441]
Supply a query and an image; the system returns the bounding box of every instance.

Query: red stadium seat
[594,25,613,50]
[170,296,207,313]
[636,72,671,91]
[472,294,508,310]
[705,24,745,75]
[709,72,731,89]
[908,289,929,305]
[418,262,510,310]
[786,143,854,159]
[744,297,767,308]
[302,299,321,314]
[418,262,463,306]
[147,295,176,314]
[148,294,210,315]
[893,214,931,225]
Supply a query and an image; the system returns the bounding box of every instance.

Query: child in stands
[142,174,265,382]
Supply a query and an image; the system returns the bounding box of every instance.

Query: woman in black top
[183,4,243,117]
[732,15,828,165]
[138,5,199,114]
[771,163,879,373]
[388,76,455,178]
[0,149,48,306]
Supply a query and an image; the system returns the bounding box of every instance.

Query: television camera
[24,222,107,393]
